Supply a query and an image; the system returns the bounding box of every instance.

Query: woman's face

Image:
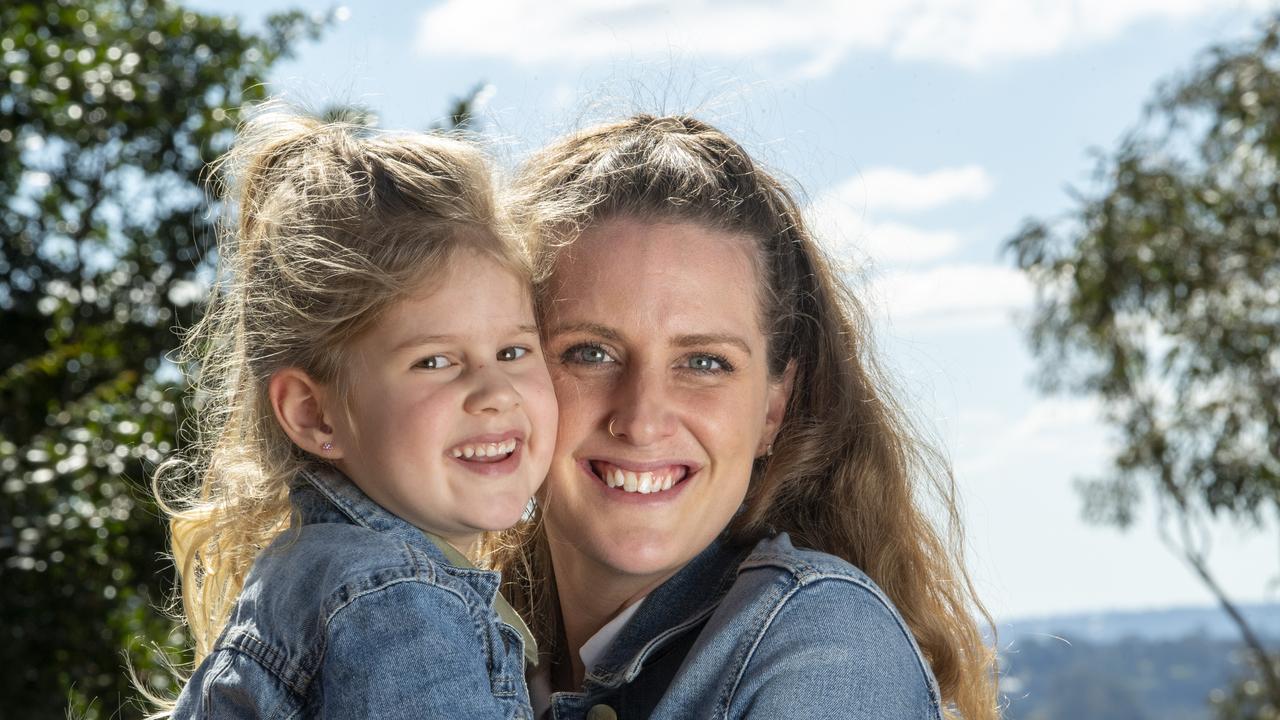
[541,216,791,595]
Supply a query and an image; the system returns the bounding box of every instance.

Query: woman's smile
[582,458,696,495]
[541,216,790,587]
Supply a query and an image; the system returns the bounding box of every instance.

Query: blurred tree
[1007,14,1280,717]
[0,2,326,717]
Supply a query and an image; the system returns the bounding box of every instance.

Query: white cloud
[416,0,1269,74]
[834,165,994,214]
[861,222,963,264]
[870,263,1032,328]
[957,396,1109,475]
[810,203,963,265]
[808,164,991,265]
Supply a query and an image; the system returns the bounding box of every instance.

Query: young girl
[161,110,555,718]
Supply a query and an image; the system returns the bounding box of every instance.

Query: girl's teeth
[451,439,518,459]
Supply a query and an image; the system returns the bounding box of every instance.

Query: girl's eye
[561,343,616,365]
[498,346,529,362]
[417,355,453,370]
[685,354,731,373]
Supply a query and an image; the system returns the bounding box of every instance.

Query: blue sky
[192,0,1280,621]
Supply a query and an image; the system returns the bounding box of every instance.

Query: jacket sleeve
[728,577,943,720]
[320,579,521,719]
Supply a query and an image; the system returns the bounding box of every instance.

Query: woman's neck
[549,549,677,689]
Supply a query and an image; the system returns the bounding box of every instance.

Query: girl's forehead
[373,257,537,346]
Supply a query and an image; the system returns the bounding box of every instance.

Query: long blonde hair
[156,108,523,663]
[496,114,999,719]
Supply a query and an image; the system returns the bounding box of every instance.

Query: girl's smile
[327,250,558,550]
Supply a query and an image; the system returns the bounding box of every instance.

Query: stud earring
[765,443,774,457]
[321,441,334,452]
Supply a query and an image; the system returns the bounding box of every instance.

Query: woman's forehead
[553,217,756,282]
[543,217,766,341]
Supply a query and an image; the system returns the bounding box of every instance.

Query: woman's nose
[606,366,677,445]
[462,364,521,415]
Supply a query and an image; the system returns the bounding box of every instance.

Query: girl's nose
[463,364,521,415]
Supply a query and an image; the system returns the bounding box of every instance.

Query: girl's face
[328,250,557,550]
[541,217,790,595]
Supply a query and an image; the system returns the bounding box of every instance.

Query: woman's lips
[585,459,692,495]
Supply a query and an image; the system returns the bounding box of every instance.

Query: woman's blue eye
[498,346,529,361]
[686,354,731,373]
[562,344,615,365]
[418,355,453,369]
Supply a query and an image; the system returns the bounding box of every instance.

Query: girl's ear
[758,359,797,457]
[269,368,343,459]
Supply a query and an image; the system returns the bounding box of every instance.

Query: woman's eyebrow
[545,321,620,341]
[672,333,752,356]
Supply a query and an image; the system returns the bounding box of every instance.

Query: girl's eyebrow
[394,333,456,352]
[393,325,541,352]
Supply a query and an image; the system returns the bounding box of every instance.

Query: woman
[497,115,998,719]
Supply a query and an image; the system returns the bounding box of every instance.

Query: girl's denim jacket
[545,534,943,720]
[173,464,534,719]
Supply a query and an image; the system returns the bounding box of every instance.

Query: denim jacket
[545,533,942,720]
[173,464,534,719]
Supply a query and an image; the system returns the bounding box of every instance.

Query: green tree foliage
[1007,14,1280,717]
[0,2,325,716]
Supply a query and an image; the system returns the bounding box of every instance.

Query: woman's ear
[758,359,797,456]
[268,368,342,459]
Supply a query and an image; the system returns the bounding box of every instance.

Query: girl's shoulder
[239,522,492,631]
[176,524,526,717]
[187,525,506,709]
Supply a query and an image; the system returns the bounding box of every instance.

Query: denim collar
[291,463,447,558]
[290,463,543,664]
[579,533,756,692]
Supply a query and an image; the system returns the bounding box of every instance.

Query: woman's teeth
[451,438,517,459]
[601,465,678,494]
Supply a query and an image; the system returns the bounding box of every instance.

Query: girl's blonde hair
[157,109,523,662]
[495,115,999,719]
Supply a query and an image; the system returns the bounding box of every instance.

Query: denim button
[586,704,618,720]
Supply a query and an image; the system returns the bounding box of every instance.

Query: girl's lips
[450,440,524,474]
[447,430,524,458]
[448,432,526,476]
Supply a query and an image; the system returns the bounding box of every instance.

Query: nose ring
[607,417,621,438]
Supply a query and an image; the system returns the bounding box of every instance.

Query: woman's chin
[590,532,696,583]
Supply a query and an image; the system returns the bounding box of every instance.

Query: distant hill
[998,603,1280,645]
[995,604,1279,720]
